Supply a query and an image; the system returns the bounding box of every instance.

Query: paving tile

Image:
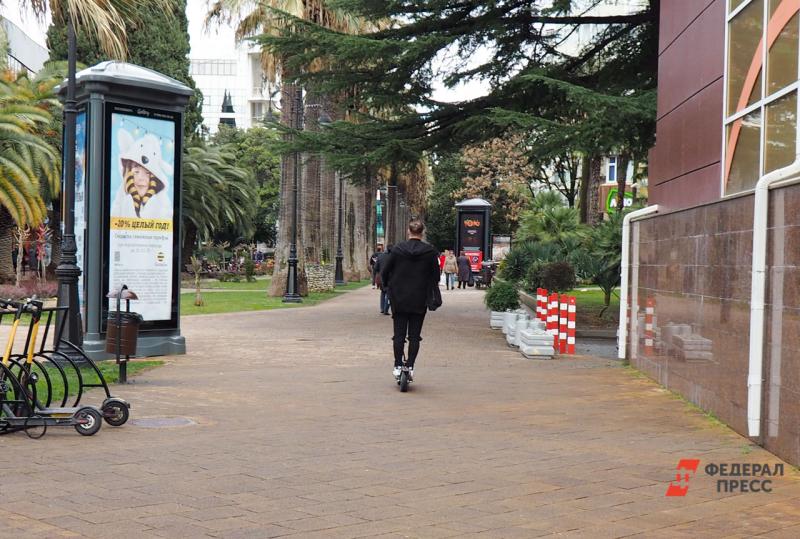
[2,287,799,537]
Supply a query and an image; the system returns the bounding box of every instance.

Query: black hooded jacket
[380,239,440,314]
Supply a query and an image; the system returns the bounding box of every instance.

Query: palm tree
[207,0,373,294]
[0,72,61,278]
[181,144,258,266]
[13,1,174,60]
[517,190,585,250]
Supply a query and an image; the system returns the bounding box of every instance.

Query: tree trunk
[318,98,337,263]
[301,93,322,265]
[319,158,336,263]
[343,183,355,280]
[586,156,603,226]
[365,174,376,255]
[269,82,308,296]
[566,154,580,208]
[48,202,62,278]
[616,153,630,213]
[15,228,26,287]
[182,222,198,274]
[578,154,591,223]
[0,209,15,281]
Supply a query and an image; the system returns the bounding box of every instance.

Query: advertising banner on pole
[105,105,178,323]
[75,111,87,325]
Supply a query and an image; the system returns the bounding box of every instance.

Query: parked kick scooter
[0,299,103,437]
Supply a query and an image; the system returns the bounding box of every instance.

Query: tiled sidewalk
[1,286,799,538]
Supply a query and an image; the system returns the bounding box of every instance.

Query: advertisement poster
[468,251,483,272]
[459,212,484,250]
[75,111,87,323]
[107,110,176,321]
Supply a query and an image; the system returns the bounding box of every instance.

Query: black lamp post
[334,172,346,285]
[399,197,407,240]
[55,20,82,348]
[282,86,303,303]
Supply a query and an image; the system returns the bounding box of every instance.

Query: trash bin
[105,311,143,356]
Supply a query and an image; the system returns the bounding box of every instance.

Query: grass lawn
[568,287,619,329]
[181,280,370,316]
[181,277,272,290]
[10,360,163,406]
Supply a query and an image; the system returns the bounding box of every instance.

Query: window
[190,60,237,76]
[251,102,265,122]
[607,156,617,183]
[724,0,800,194]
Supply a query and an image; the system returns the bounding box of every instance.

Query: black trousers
[392,311,426,367]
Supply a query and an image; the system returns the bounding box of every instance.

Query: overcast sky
[3,0,489,103]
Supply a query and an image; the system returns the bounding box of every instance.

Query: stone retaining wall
[306,264,335,292]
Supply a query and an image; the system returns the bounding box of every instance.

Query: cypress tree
[47,0,203,139]
[261,0,658,173]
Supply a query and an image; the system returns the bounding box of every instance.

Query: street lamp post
[334,172,346,285]
[55,19,83,348]
[283,86,303,303]
[399,197,407,240]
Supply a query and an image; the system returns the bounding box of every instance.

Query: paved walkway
[2,286,800,538]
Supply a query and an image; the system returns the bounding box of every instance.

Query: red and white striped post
[644,297,655,356]
[538,288,547,321]
[559,294,568,354]
[536,288,543,320]
[548,293,559,349]
[567,296,576,355]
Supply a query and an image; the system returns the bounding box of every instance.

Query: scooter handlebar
[0,297,42,314]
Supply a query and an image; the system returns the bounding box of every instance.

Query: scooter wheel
[399,371,409,392]
[74,407,102,436]
[24,414,47,439]
[102,401,130,427]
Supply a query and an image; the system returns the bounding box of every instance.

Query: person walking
[380,220,440,381]
[369,245,383,288]
[374,245,392,314]
[456,250,471,289]
[443,250,458,290]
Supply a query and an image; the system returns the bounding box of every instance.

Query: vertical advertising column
[106,105,179,325]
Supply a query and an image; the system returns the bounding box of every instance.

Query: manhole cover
[131,417,195,428]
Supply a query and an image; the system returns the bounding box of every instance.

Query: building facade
[187,5,271,134]
[628,0,800,465]
[189,52,271,133]
[1,16,48,73]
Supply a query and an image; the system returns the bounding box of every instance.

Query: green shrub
[219,272,241,283]
[484,280,520,311]
[523,261,545,293]
[539,261,576,293]
[501,242,561,283]
[500,244,533,282]
[244,258,256,282]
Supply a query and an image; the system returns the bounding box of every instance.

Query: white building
[1,15,48,73]
[187,6,270,134]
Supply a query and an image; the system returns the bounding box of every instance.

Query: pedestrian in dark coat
[456,251,471,289]
[374,245,392,314]
[380,220,440,377]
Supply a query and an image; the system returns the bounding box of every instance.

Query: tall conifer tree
[47,0,203,139]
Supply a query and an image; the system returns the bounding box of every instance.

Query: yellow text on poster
[110,217,173,232]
